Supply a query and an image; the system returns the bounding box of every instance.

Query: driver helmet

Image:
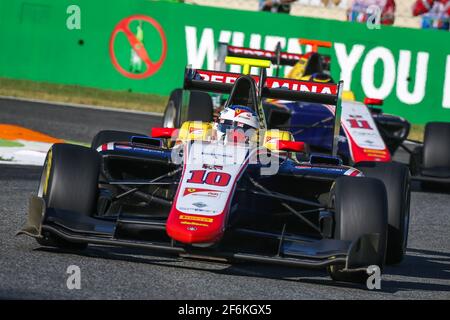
[216,105,259,144]
[299,73,333,83]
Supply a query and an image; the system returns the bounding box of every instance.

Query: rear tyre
[355,162,411,265]
[162,89,214,128]
[37,143,101,249]
[327,177,388,283]
[91,130,145,150]
[423,122,450,170]
[420,122,450,190]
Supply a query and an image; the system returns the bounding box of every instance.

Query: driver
[215,105,259,144]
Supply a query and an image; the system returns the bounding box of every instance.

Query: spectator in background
[259,0,297,14]
[412,0,449,30]
[321,0,343,7]
[347,0,396,25]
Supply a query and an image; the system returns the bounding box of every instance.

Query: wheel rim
[38,150,52,199]
[163,102,176,128]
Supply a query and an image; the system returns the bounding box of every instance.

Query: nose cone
[166,210,225,244]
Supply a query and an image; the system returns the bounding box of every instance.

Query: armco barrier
[0,0,449,124]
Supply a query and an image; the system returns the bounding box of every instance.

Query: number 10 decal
[187,170,231,187]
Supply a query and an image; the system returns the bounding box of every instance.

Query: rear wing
[184,68,340,105]
[218,39,333,75]
[184,67,344,156]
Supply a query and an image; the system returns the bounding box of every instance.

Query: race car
[163,40,450,188]
[19,64,411,283]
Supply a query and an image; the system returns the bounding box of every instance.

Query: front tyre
[355,162,411,264]
[37,143,101,249]
[327,176,388,283]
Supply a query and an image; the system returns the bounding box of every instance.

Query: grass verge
[408,124,424,142]
[0,77,167,113]
[0,139,24,147]
[66,140,91,148]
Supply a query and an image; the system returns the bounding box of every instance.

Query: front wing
[19,195,382,272]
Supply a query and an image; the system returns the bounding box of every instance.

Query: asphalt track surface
[1,97,449,299]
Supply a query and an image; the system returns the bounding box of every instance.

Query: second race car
[163,40,450,188]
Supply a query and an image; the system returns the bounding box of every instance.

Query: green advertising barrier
[0,0,449,124]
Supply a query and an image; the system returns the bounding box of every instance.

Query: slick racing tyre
[327,176,388,283]
[37,143,101,249]
[422,122,450,171]
[162,89,214,128]
[355,162,411,264]
[91,130,145,150]
[420,122,450,190]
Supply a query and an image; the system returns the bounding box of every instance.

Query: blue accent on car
[276,101,351,161]
[278,157,348,177]
[113,144,172,159]
[229,104,257,115]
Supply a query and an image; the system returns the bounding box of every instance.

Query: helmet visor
[217,119,257,143]
[217,119,255,133]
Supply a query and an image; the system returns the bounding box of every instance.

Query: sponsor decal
[202,164,223,170]
[201,151,233,158]
[295,165,346,173]
[363,148,389,158]
[234,108,244,116]
[237,113,251,120]
[109,15,167,79]
[115,144,132,150]
[189,127,203,135]
[114,144,165,155]
[181,221,208,228]
[363,149,387,154]
[265,78,336,94]
[192,202,207,208]
[183,188,221,198]
[180,215,213,223]
[178,206,214,214]
[196,70,337,95]
[132,147,165,154]
[234,109,252,120]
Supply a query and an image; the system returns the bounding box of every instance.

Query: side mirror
[151,127,178,139]
[278,140,305,152]
[364,97,383,106]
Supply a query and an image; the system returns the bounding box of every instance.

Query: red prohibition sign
[109,15,167,79]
